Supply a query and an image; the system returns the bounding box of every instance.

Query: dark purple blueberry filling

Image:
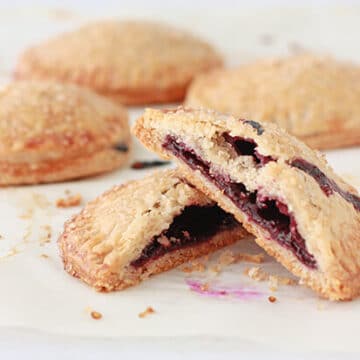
[291,158,360,211]
[131,160,171,170]
[163,135,317,269]
[223,133,275,166]
[130,205,238,268]
[243,120,264,135]
[113,143,129,152]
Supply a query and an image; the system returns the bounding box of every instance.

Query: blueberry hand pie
[0,81,130,185]
[186,54,360,149]
[134,107,360,300]
[15,20,223,105]
[58,170,246,291]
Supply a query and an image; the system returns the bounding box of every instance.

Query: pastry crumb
[245,267,297,289]
[40,253,49,259]
[268,295,277,303]
[138,306,155,318]
[90,311,102,320]
[269,275,279,292]
[218,250,236,266]
[236,252,265,264]
[200,282,210,291]
[244,266,269,281]
[56,193,82,208]
[39,225,52,246]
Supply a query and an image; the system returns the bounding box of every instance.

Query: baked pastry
[0,81,130,185]
[134,107,360,300]
[15,20,223,105]
[58,169,246,291]
[185,54,360,149]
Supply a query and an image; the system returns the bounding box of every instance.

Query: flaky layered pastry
[15,20,223,105]
[0,81,130,185]
[134,107,360,300]
[58,169,246,291]
[186,54,360,149]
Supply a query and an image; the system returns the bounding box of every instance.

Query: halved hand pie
[58,169,246,291]
[134,107,360,300]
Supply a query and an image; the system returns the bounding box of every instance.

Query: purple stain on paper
[186,280,263,300]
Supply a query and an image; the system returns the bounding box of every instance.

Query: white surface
[0,1,360,358]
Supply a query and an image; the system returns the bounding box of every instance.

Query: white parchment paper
[0,5,359,353]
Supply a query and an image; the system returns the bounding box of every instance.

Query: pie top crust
[0,81,129,164]
[185,54,360,140]
[15,20,223,93]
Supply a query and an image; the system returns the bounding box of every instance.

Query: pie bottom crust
[0,147,130,185]
[60,225,246,292]
[92,84,187,106]
[176,164,360,301]
[302,128,360,150]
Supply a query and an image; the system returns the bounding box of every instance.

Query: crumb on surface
[236,252,265,264]
[244,266,269,281]
[268,295,277,303]
[56,193,82,208]
[244,267,297,289]
[40,253,49,259]
[200,282,210,291]
[218,250,236,266]
[39,225,52,246]
[0,247,20,260]
[90,311,102,320]
[269,275,279,292]
[138,306,155,318]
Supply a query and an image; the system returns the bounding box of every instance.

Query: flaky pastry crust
[15,20,223,105]
[134,107,360,300]
[58,169,246,291]
[0,81,130,184]
[185,54,360,149]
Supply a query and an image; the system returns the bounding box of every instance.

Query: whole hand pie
[134,107,360,300]
[0,81,130,185]
[58,170,246,291]
[185,54,360,150]
[15,20,223,105]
